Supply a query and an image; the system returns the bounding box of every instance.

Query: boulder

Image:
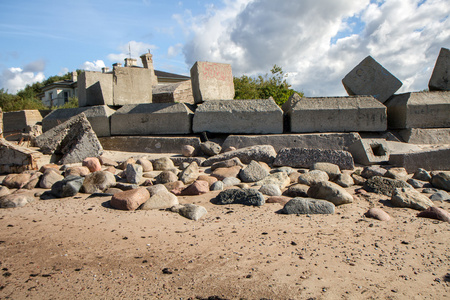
[65,166,90,177]
[203,145,277,166]
[259,184,282,196]
[417,206,450,223]
[210,157,245,171]
[152,157,175,171]
[200,141,222,156]
[181,145,196,157]
[215,189,265,206]
[283,198,335,214]
[385,167,409,181]
[274,148,354,170]
[311,162,341,181]
[177,180,209,196]
[110,188,150,211]
[412,168,431,182]
[239,161,269,183]
[307,181,353,206]
[430,191,450,202]
[39,169,64,189]
[361,165,387,179]
[125,164,143,184]
[154,170,178,184]
[335,173,354,188]
[255,172,290,189]
[178,162,199,184]
[0,186,11,197]
[211,166,242,181]
[146,184,168,196]
[171,204,207,221]
[118,158,136,170]
[197,175,218,187]
[223,177,241,187]
[82,171,116,194]
[391,187,434,210]
[297,170,329,186]
[98,156,118,167]
[51,175,85,198]
[364,207,391,221]
[82,157,101,172]
[431,171,450,191]
[406,178,429,189]
[0,193,35,208]
[140,192,179,210]
[0,139,39,174]
[363,176,412,196]
[210,181,224,191]
[2,173,32,189]
[284,184,309,198]
[136,158,153,172]
[266,196,292,206]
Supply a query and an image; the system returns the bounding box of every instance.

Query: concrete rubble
[0,139,40,174]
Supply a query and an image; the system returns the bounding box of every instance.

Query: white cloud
[80,60,106,71]
[107,41,158,66]
[0,66,45,94]
[167,43,183,58]
[181,0,450,96]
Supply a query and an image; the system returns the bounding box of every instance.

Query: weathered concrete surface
[113,67,155,106]
[222,133,361,152]
[111,103,194,135]
[78,71,113,107]
[288,96,387,133]
[399,128,450,144]
[389,146,450,172]
[152,81,194,104]
[190,61,234,104]
[281,93,302,115]
[99,136,201,153]
[429,47,450,91]
[193,99,283,134]
[42,105,115,137]
[0,139,40,174]
[35,113,103,165]
[202,145,277,166]
[274,148,355,170]
[3,110,46,140]
[385,91,450,129]
[342,56,402,103]
[348,138,390,165]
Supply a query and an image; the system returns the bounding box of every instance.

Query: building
[40,72,78,107]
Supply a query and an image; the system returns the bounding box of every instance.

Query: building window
[64,91,69,103]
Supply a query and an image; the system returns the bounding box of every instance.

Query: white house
[40,72,78,107]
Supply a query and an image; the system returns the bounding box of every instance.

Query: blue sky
[0,0,449,96]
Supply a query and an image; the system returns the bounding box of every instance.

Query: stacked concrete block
[78,71,113,107]
[3,110,46,140]
[399,128,450,144]
[152,81,194,104]
[286,96,387,133]
[389,147,450,172]
[99,136,201,153]
[113,67,154,106]
[429,47,450,91]
[192,98,283,134]
[348,138,390,165]
[190,61,235,104]
[342,56,402,103]
[42,105,115,137]
[111,103,194,135]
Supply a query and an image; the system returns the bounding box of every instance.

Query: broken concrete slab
[34,113,103,165]
[152,81,194,104]
[193,99,283,134]
[99,136,201,154]
[348,138,389,165]
[42,105,115,137]
[273,148,354,170]
[190,61,234,104]
[110,103,194,135]
[0,139,40,174]
[398,128,450,144]
[429,47,450,91]
[342,56,402,103]
[385,91,450,129]
[389,147,450,172]
[287,96,387,133]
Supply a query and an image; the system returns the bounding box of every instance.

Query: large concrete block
[0,139,39,174]
[190,61,234,104]
[42,106,115,137]
[152,81,194,104]
[288,96,387,133]
[429,47,450,91]
[78,71,113,107]
[399,128,450,144]
[342,56,402,103]
[99,136,201,153]
[274,148,355,170]
[3,110,46,140]
[113,67,154,105]
[389,147,450,172]
[192,99,283,134]
[111,103,194,135]
[385,91,450,129]
[348,138,389,165]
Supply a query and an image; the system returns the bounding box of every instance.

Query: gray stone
[307,181,353,206]
[82,171,116,194]
[431,171,450,191]
[146,184,168,196]
[399,128,450,144]
[429,47,450,91]
[125,164,143,184]
[51,175,85,198]
[0,186,10,197]
[99,136,201,154]
[114,182,139,191]
[222,177,241,187]
[255,172,290,189]
[284,184,309,198]
[297,170,329,186]
[210,181,224,191]
[335,173,354,188]
[391,187,434,210]
[193,99,283,134]
[430,191,450,202]
[363,176,412,196]
[406,178,429,189]
[152,157,175,171]
[39,170,64,189]
[171,203,207,221]
[0,193,35,208]
[210,157,245,171]
[342,55,402,103]
[348,138,389,165]
[412,168,431,182]
[239,161,269,183]
[274,148,354,170]
[0,139,40,174]
[259,184,281,196]
[361,166,387,179]
[389,147,450,173]
[311,162,341,181]
[283,198,335,215]
[190,61,234,103]
[203,145,277,166]
[140,192,179,210]
[200,141,221,156]
[215,189,265,206]
[385,167,409,181]
[154,170,178,184]
[271,167,296,175]
[178,162,199,184]
[136,158,153,172]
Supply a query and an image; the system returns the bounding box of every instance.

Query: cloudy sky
[0,0,448,96]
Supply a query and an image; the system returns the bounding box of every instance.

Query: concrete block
[3,110,47,140]
[99,136,201,154]
[385,91,450,129]
[78,71,113,107]
[0,139,40,174]
[288,96,387,133]
[399,128,450,144]
[152,81,194,104]
[342,56,402,103]
[110,103,194,135]
[348,138,389,165]
[113,67,154,105]
[274,148,355,170]
[190,61,234,104]
[389,147,450,172]
[42,105,115,137]
[193,99,283,134]
[429,47,450,91]
[222,133,361,152]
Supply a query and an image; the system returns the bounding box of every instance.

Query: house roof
[41,80,77,92]
[155,70,190,80]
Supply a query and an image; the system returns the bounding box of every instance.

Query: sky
[0,0,449,96]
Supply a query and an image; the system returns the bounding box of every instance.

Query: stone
[39,164,59,173]
[222,177,241,187]
[364,208,391,221]
[65,166,90,177]
[39,169,64,189]
[430,191,450,202]
[165,181,185,192]
[51,175,85,198]
[351,173,366,185]
[153,157,175,171]
[428,47,450,91]
[342,55,402,103]
[210,157,245,171]
[399,128,450,144]
[181,145,196,157]
[348,138,389,165]
[154,171,178,184]
[311,162,341,181]
[193,99,283,134]
[111,103,194,135]
[104,188,123,195]
[389,147,450,173]
[211,166,241,181]
[413,168,431,182]
[125,164,143,184]
[115,183,139,191]
[271,167,296,175]
[223,146,236,152]
[110,188,150,211]
[146,184,168,196]
[361,166,387,179]
[197,175,218,187]
[274,148,354,170]
[203,145,277,166]
[297,170,329,186]
[431,171,450,191]
[82,157,102,173]
[82,171,116,194]
[170,156,206,167]
[239,161,269,183]
[190,61,234,103]
[0,139,39,174]
[255,172,290,189]
[178,180,209,195]
[141,192,179,210]
[266,196,292,205]
[385,91,450,129]
[406,178,429,189]
[210,181,224,191]
[0,186,10,197]
[287,96,387,132]
[179,162,199,184]
[34,113,103,165]
[215,189,265,206]
[364,176,411,196]
[288,172,302,183]
[385,167,409,181]
[0,193,35,208]
[417,207,450,223]
[171,204,207,221]
[136,158,153,172]
[391,187,434,210]
[284,184,309,198]
[335,173,354,188]
[22,172,41,190]
[99,136,201,154]
[118,158,136,170]
[283,198,335,215]
[259,184,282,196]
[200,141,221,157]
[98,156,118,167]
[307,181,353,206]
[2,173,32,189]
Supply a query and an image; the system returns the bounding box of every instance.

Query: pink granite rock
[178,180,209,196]
[110,188,150,211]
[417,207,450,223]
[364,207,391,221]
[82,157,102,173]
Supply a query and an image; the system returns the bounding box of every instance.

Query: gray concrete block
[385,91,450,129]
[389,147,450,172]
[288,96,387,133]
[348,138,389,165]
[193,99,283,134]
[190,61,234,104]
[42,106,115,137]
[399,128,450,144]
[429,47,450,91]
[342,56,402,103]
[152,81,194,104]
[274,148,355,170]
[110,103,194,135]
[113,67,154,106]
[3,110,44,138]
[78,71,113,107]
[99,136,201,154]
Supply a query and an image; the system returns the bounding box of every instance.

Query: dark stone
[215,189,265,206]
[363,176,412,196]
[273,148,354,170]
[51,175,85,198]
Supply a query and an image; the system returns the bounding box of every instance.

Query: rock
[165,181,185,192]
[211,166,242,181]
[154,170,178,184]
[39,164,60,173]
[361,165,387,179]
[255,172,290,189]
[210,157,245,171]
[2,173,32,189]
[104,166,117,175]
[417,206,450,223]
[266,196,292,205]
[259,184,282,196]
[103,188,123,195]
[136,158,153,172]
[335,173,354,188]
[82,171,116,194]
[407,178,430,189]
[152,157,175,171]
[274,148,354,170]
[178,180,209,196]
[391,187,434,210]
[239,161,269,183]
[146,184,169,196]
[288,171,301,183]
[65,166,90,177]
[0,193,35,208]
[141,192,179,210]
[351,173,366,185]
[0,186,11,197]
[197,175,218,186]
[412,168,431,182]
[39,169,64,189]
[283,198,335,214]
[431,171,450,191]
[114,183,139,191]
[202,145,277,166]
[200,141,222,156]
[311,162,341,181]
[210,181,224,191]
[364,176,412,196]
[118,158,136,170]
[0,139,39,174]
[110,188,150,211]
[223,146,236,152]
[236,183,250,189]
[429,191,450,202]
[82,157,102,172]
[271,166,296,175]
[178,162,199,184]
[223,177,241,187]
[98,156,118,167]
[215,189,265,206]
[297,170,329,186]
[125,164,143,184]
[22,172,42,190]
[307,181,353,206]
[364,207,391,221]
[422,188,439,194]
[51,175,85,198]
[385,167,409,181]
[181,145,196,157]
[284,184,309,197]
[171,204,207,221]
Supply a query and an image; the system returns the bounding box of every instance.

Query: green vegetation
[234,65,303,106]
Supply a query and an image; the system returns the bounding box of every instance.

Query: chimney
[113,62,122,70]
[71,71,77,82]
[140,52,153,69]
[124,58,137,67]
[102,67,110,73]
